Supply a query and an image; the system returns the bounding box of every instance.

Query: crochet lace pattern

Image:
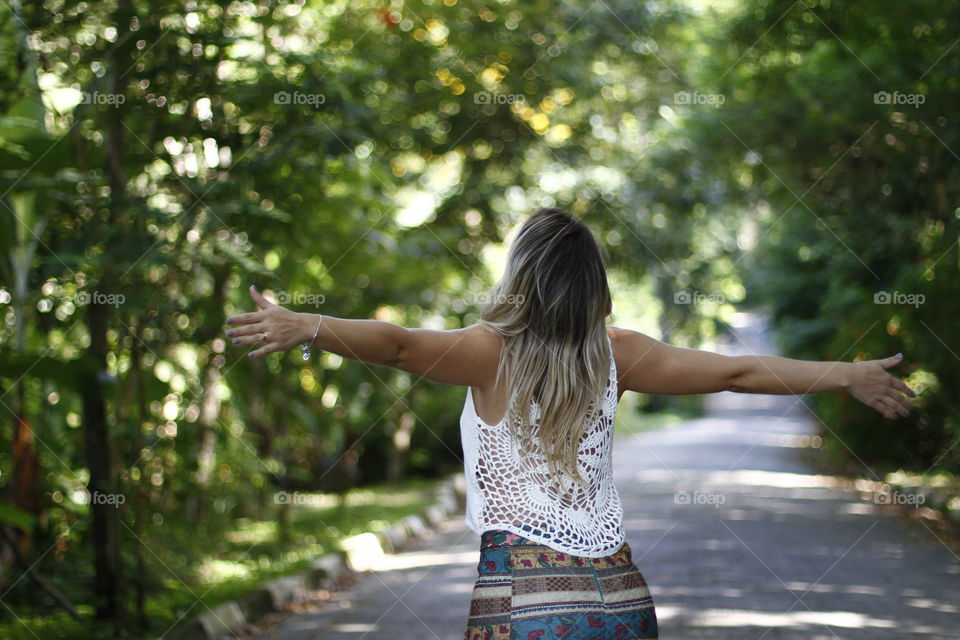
[459,334,625,557]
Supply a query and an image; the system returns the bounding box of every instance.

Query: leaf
[0,503,35,531]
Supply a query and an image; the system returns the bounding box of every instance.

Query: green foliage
[685,0,960,475]
[0,481,435,640]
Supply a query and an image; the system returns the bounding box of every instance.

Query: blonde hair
[479,208,612,488]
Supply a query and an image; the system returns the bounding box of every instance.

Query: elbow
[725,374,747,393]
[388,327,409,369]
[386,350,403,369]
[726,358,753,393]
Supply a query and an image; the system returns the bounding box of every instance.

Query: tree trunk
[124,319,149,628]
[5,0,47,557]
[82,301,125,624]
[81,0,134,624]
[189,270,228,523]
[386,410,415,485]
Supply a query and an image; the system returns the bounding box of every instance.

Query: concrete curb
[164,474,466,640]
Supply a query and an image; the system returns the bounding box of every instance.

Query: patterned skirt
[464,529,658,640]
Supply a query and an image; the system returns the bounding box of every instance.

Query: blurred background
[0,0,957,637]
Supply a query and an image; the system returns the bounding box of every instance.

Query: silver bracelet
[300,314,324,361]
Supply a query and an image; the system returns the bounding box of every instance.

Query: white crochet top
[459,332,625,557]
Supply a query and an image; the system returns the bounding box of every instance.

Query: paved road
[255,311,960,640]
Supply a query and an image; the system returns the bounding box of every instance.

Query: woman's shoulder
[463,323,504,377]
[464,323,621,368]
[468,324,620,354]
[465,323,504,347]
[605,326,627,395]
[459,324,506,399]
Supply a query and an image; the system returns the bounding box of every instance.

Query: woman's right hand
[225,285,316,359]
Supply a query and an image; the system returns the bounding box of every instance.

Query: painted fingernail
[226,317,234,324]
[226,330,234,337]
[895,353,903,359]
[247,352,255,358]
[233,338,240,344]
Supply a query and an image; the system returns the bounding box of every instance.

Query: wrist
[297,312,317,345]
[840,361,857,391]
[306,313,324,346]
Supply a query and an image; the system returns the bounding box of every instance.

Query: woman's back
[460,330,625,557]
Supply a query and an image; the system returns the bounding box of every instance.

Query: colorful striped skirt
[464,529,658,640]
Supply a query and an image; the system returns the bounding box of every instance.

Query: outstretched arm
[613,327,916,420]
[225,285,495,387]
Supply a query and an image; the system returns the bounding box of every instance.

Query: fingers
[247,342,275,359]
[226,311,263,326]
[889,387,913,413]
[873,399,899,420]
[224,319,266,348]
[225,285,276,325]
[249,284,276,310]
[223,285,281,358]
[892,378,916,398]
[230,330,268,347]
[226,323,265,338]
[226,328,271,355]
[874,389,912,419]
[885,393,911,418]
[877,353,904,369]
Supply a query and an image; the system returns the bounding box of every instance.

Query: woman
[225,208,915,640]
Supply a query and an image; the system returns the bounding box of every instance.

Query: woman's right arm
[226,286,498,387]
[612,327,915,419]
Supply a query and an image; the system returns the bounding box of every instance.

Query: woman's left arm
[225,285,494,387]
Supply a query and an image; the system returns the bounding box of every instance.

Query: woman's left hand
[847,354,915,419]
[225,285,310,358]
